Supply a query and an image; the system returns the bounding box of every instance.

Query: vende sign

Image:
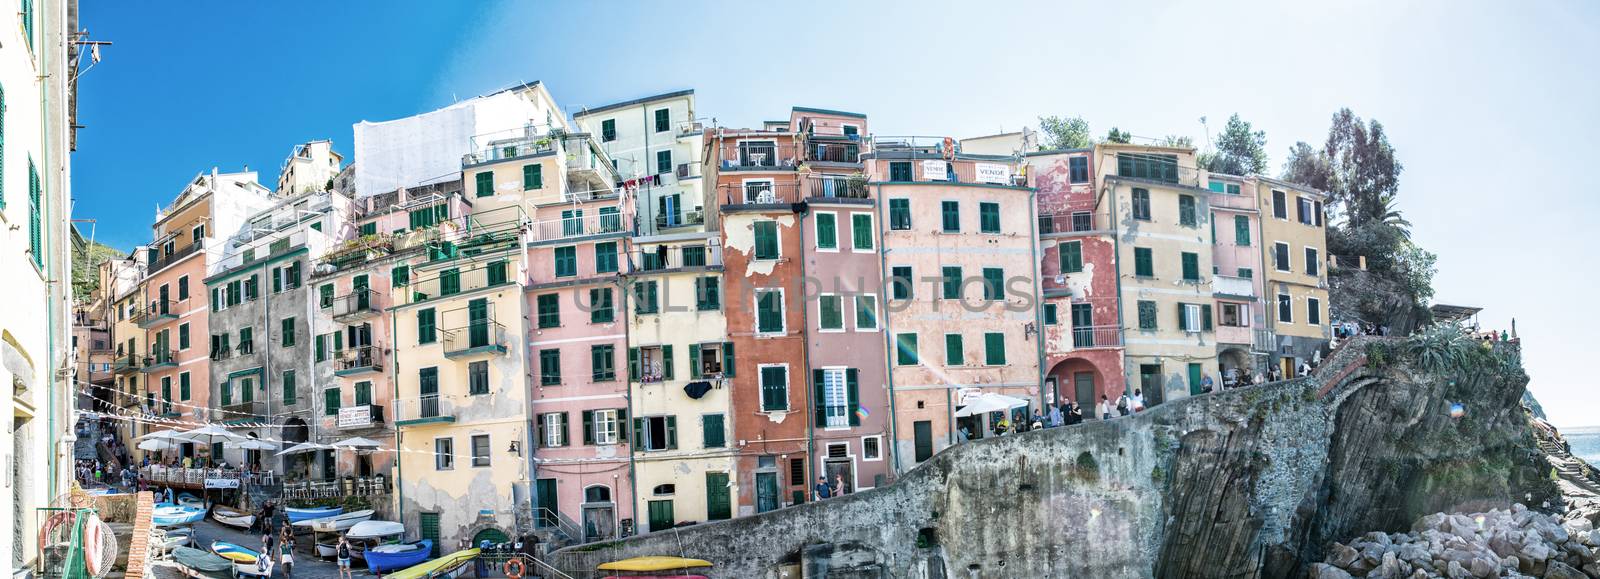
[920,160,947,181]
[975,163,1011,185]
[205,478,240,489]
[338,405,373,428]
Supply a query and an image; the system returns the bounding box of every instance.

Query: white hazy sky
[425,0,1597,424]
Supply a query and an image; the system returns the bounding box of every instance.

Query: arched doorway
[1218,347,1251,387]
[471,526,510,548]
[280,418,308,478]
[1046,358,1103,409]
[582,485,615,542]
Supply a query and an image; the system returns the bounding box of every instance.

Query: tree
[1322,108,1403,227]
[1037,115,1093,150]
[72,240,126,301]
[1204,113,1268,175]
[1104,127,1131,144]
[1158,135,1194,148]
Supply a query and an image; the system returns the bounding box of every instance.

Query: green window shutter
[818,296,842,330]
[815,213,837,249]
[722,342,736,377]
[1182,252,1199,281]
[753,221,779,259]
[851,213,873,249]
[891,266,912,299]
[757,291,783,333]
[488,260,508,285]
[1202,304,1214,331]
[812,370,826,426]
[982,268,1003,301]
[356,381,372,405]
[325,387,340,416]
[538,294,560,328]
[320,284,333,308]
[855,295,877,329]
[985,332,1006,365]
[661,344,674,380]
[283,370,295,404]
[179,373,191,401]
[697,277,721,310]
[1179,195,1196,226]
[314,335,326,361]
[555,246,576,277]
[393,265,409,286]
[628,347,640,381]
[329,329,340,353]
[475,172,494,197]
[702,415,725,448]
[666,416,677,449]
[1044,304,1058,325]
[846,369,860,426]
[945,334,963,366]
[211,288,219,311]
[1235,215,1251,246]
[523,164,543,190]
[1138,301,1157,330]
[582,411,595,445]
[179,324,190,349]
[688,344,701,379]
[979,202,1000,233]
[1177,302,1189,331]
[889,199,911,230]
[656,150,672,174]
[941,201,960,233]
[440,268,461,294]
[1134,247,1153,277]
[1060,241,1083,273]
[540,349,561,385]
[595,242,617,273]
[896,333,918,366]
[655,108,670,132]
[941,266,961,300]
[418,308,436,344]
[280,318,293,347]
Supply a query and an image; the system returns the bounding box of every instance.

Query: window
[759,366,788,412]
[1220,302,1247,327]
[1234,215,1251,246]
[591,345,616,381]
[1178,195,1196,226]
[539,349,561,386]
[475,172,493,197]
[696,277,720,310]
[817,368,851,428]
[1297,197,1315,225]
[1274,242,1291,272]
[890,266,912,300]
[554,246,576,277]
[324,387,340,416]
[637,415,678,451]
[1277,293,1293,323]
[1238,267,1253,279]
[982,268,1003,300]
[27,162,41,267]
[601,119,617,142]
[238,327,254,355]
[634,280,659,314]
[320,284,334,308]
[941,201,960,233]
[656,150,672,175]
[944,334,963,366]
[1117,153,1179,182]
[855,295,878,330]
[895,333,919,366]
[469,360,489,395]
[587,409,621,445]
[435,438,454,470]
[1138,300,1158,330]
[589,288,614,323]
[595,242,617,273]
[654,108,671,132]
[355,381,373,406]
[439,268,460,295]
[815,212,838,249]
[1069,156,1089,183]
[682,245,706,267]
[889,198,911,230]
[523,163,543,190]
[1305,247,1320,276]
[1134,247,1154,277]
[537,294,560,328]
[756,289,784,334]
[417,308,436,344]
[818,295,843,331]
[1071,211,1093,232]
[1308,298,1323,325]
[179,372,191,401]
[177,275,190,300]
[984,332,1006,365]
[941,266,962,300]
[1131,188,1151,220]
[1044,303,1059,325]
[281,370,295,404]
[979,202,1000,233]
[1177,303,1211,332]
[889,161,913,182]
[359,222,376,237]
[1272,190,1287,219]
[690,342,727,378]
[1059,241,1083,273]
[1181,252,1200,282]
[753,220,780,259]
[471,434,490,467]
[539,413,568,447]
[488,260,509,285]
[702,414,726,448]
[178,323,190,350]
[409,204,448,229]
[851,213,874,250]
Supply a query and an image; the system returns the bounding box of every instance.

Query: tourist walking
[813,476,833,501]
[1131,390,1146,412]
[336,536,354,579]
[1098,395,1114,420]
[278,534,294,578]
[1116,393,1131,416]
[834,474,848,497]
[1048,403,1063,427]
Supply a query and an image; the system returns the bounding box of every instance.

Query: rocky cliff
[548,334,1558,578]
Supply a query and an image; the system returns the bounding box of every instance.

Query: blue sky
[75,0,1598,425]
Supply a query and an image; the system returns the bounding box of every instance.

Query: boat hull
[153,506,205,527]
[172,547,233,579]
[387,548,480,579]
[366,540,434,573]
[285,505,343,523]
[211,509,255,529]
[308,509,375,532]
[210,540,260,564]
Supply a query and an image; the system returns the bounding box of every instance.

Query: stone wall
[548,337,1556,578]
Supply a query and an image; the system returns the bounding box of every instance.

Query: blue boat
[153,506,205,527]
[365,540,434,573]
[285,505,343,523]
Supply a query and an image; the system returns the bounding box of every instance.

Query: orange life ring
[503,557,526,578]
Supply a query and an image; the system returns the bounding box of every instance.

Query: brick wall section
[124,491,154,579]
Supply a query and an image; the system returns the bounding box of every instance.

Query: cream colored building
[276,139,344,195]
[573,90,706,237]
[1251,176,1331,375]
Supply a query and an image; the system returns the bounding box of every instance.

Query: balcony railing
[1213,275,1256,299]
[112,354,141,373]
[394,396,456,426]
[528,211,631,243]
[333,346,384,376]
[442,322,508,358]
[719,143,799,171]
[332,289,382,321]
[335,404,386,430]
[139,349,178,373]
[1039,211,1099,234]
[221,399,266,418]
[1253,329,1277,353]
[281,476,391,500]
[808,142,862,164]
[654,210,705,230]
[1069,325,1122,349]
[631,244,723,273]
[719,183,801,206]
[806,178,868,200]
[148,239,205,273]
[133,300,179,329]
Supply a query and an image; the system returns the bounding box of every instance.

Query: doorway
[913,420,933,462]
[823,454,854,495]
[1074,372,1095,410]
[535,478,558,528]
[581,485,615,542]
[1139,364,1163,407]
[755,472,779,513]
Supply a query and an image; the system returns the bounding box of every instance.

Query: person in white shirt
[1098,395,1114,420]
[1131,390,1146,412]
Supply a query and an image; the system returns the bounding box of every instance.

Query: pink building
[1205,173,1269,381]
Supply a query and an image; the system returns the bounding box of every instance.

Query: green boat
[387,548,480,579]
[172,546,233,579]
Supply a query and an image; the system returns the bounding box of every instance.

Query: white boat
[210,506,255,529]
[309,509,374,533]
[346,520,405,539]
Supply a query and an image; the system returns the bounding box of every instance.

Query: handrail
[532,506,583,543]
[514,553,575,579]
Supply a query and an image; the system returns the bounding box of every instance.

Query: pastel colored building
[1094,143,1219,405]
[276,139,344,196]
[1026,148,1124,414]
[573,89,706,237]
[1251,176,1331,375]
[1206,173,1272,379]
[865,137,1041,470]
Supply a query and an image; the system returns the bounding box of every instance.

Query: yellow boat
[598,556,713,572]
[387,547,479,579]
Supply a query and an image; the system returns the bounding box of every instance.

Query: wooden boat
[307,508,374,532]
[599,556,714,578]
[172,546,233,579]
[152,506,205,527]
[346,519,405,539]
[387,548,479,579]
[176,493,204,508]
[284,505,342,523]
[366,539,434,573]
[210,540,259,564]
[152,529,191,551]
[210,505,255,529]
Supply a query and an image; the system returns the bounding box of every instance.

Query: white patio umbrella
[228,439,279,451]
[137,429,185,441]
[329,437,384,451]
[137,438,181,452]
[275,442,323,457]
[954,393,1029,417]
[172,425,249,444]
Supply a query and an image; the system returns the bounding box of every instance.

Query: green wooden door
[419,512,441,556]
[535,478,558,527]
[468,298,489,348]
[1188,363,1203,396]
[647,500,675,531]
[705,472,731,520]
[756,472,779,513]
[913,420,933,462]
[1071,303,1094,347]
[472,527,509,548]
[1074,372,1095,408]
[353,274,369,310]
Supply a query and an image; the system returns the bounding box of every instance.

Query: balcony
[281,476,391,500]
[807,142,862,164]
[148,239,205,274]
[806,178,869,200]
[133,301,179,329]
[332,289,382,321]
[654,210,705,231]
[631,243,723,273]
[221,399,266,419]
[139,349,178,373]
[335,404,386,430]
[720,142,799,171]
[442,322,508,358]
[333,346,384,376]
[394,396,456,427]
[528,210,631,244]
[719,183,801,207]
[1069,325,1122,349]
[1214,275,1256,299]
[112,354,141,374]
[1253,329,1277,353]
[1039,211,1099,234]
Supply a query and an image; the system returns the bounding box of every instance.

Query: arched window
[584,485,611,503]
[652,484,675,496]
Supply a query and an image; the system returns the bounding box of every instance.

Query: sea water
[1566,425,1600,465]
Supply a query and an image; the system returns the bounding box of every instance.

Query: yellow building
[1094,143,1219,405]
[1251,176,1331,375]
